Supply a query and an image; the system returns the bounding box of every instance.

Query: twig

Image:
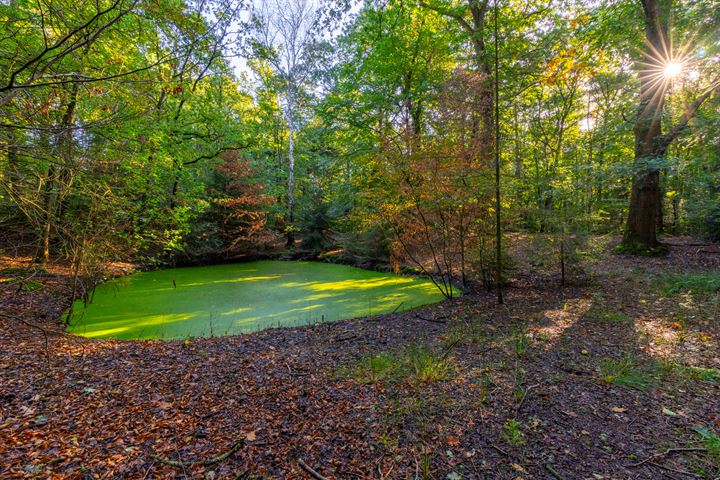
[285,362,309,376]
[392,301,405,313]
[489,443,509,456]
[415,314,447,324]
[297,458,329,480]
[334,334,357,342]
[150,438,244,468]
[649,461,701,478]
[626,447,707,468]
[514,383,540,416]
[544,463,565,480]
[440,337,462,360]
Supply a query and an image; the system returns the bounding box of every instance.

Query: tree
[621,0,720,251]
[249,0,324,247]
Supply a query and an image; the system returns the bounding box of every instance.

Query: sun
[664,62,683,79]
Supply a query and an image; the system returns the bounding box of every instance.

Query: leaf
[445,435,460,446]
[662,407,677,417]
[245,431,257,441]
[611,406,627,413]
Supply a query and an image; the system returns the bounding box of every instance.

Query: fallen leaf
[445,435,460,446]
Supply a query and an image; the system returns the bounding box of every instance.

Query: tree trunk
[39,85,78,263]
[621,0,669,251]
[286,103,296,248]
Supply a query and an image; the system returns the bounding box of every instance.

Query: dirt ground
[1,236,719,479]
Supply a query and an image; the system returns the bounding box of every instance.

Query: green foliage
[513,327,530,358]
[656,273,720,295]
[337,225,392,264]
[19,280,44,292]
[406,345,452,383]
[502,419,525,447]
[658,363,720,385]
[693,426,720,467]
[1,0,719,288]
[354,353,397,384]
[296,186,341,253]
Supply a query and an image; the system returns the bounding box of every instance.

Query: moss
[613,242,668,256]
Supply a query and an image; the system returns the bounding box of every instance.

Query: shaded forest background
[1,0,719,292]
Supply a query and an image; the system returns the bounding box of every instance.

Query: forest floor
[1,235,719,479]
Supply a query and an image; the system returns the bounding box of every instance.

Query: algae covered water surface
[67,261,448,340]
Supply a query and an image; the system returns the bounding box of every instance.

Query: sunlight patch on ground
[630,289,719,368]
[528,298,591,349]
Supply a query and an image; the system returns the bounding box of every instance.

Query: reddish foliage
[214,151,277,253]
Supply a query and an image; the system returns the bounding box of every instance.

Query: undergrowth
[656,272,720,294]
[600,353,720,389]
[349,344,453,385]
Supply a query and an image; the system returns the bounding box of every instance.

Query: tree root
[150,438,244,468]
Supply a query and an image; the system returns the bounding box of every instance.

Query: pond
[66,260,449,340]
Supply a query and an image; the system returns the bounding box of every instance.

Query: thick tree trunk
[625,168,661,248]
[621,0,668,251]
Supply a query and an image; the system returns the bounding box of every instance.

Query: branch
[661,76,720,150]
[182,142,255,166]
[418,1,473,34]
[297,458,329,480]
[626,447,707,468]
[0,0,127,93]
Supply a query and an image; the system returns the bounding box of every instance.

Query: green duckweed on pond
[67,260,451,340]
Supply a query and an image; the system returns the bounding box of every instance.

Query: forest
[1,0,719,478]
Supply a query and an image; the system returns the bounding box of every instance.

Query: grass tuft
[656,272,720,295]
[350,345,452,385]
[599,354,655,390]
[693,426,720,467]
[353,353,398,383]
[585,303,632,324]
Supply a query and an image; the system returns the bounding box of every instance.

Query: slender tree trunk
[493,0,503,304]
[286,102,296,247]
[39,85,78,263]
